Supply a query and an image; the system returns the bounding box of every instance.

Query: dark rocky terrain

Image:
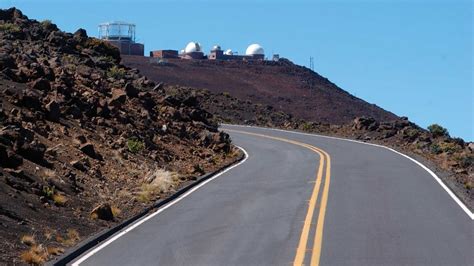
[0,8,239,264]
[123,55,398,125]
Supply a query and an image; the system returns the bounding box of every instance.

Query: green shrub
[427,124,449,138]
[438,142,459,154]
[127,138,144,153]
[430,143,442,154]
[42,186,55,199]
[405,128,419,139]
[41,19,52,24]
[40,20,52,28]
[107,66,126,79]
[302,122,312,132]
[98,56,116,65]
[0,23,21,33]
[193,164,204,175]
[459,156,473,168]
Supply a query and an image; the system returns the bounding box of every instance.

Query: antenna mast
[309,56,314,71]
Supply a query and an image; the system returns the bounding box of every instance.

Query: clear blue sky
[3,0,473,140]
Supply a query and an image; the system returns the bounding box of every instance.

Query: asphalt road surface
[70,125,473,266]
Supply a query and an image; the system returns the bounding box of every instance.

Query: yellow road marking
[225,129,331,266]
[309,147,331,266]
[293,147,324,266]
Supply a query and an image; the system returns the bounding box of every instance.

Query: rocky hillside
[166,86,473,209]
[0,8,240,264]
[122,55,398,125]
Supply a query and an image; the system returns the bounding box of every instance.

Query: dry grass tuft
[57,229,80,246]
[137,184,160,203]
[46,246,64,256]
[66,229,80,245]
[52,194,67,206]
[20,245,48,265]
[111,206,121,217]
[20,235,36,246]
[42,169,56,179]
[44,229,56,241]
[137,168,178,203]
[230,147,242,157]
[90,212,98,220]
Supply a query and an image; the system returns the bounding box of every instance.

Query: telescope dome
[185,42,202,53]
[245,43,264,55]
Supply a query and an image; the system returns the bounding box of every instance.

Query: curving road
[69,125,473,266]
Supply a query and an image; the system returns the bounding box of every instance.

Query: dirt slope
[0,8,239,264]
[122,55,398,125]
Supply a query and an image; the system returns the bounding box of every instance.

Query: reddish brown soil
[122,56,398,125]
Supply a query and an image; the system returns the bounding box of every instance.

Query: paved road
[70,125,473,266]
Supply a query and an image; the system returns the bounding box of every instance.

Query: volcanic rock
[90,203,114,221]
[124,82,138,98]
[16,140,46,165]
[0,53,15,70]
[108,88,127,107]
[79,143,101,160]
[353,117,378,131]
[29,78,51,91]
[45,100,60,122]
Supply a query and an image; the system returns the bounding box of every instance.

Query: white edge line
[224,124,474,220]
[72,146,249,265]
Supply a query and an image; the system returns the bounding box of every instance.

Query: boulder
[353,116,378,131]
[90,203,114,221]
[29,78,51,91]
[17,140,46,165]
[65,105,82,119]
[79,143,102,160]
[70,159,88,172]
[0,145,8,165]
[3,150,23,168]
[20,89,43,110]
[73,28,88,40]
[79,143,95,157]
[108,88,127,107]
[152,82,164,91]
[183,95,198,107]
[0,53,16,70]
[45,100,60,122]
[124,82,139,98]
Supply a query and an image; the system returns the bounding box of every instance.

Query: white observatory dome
[245,43,264,55]
[211,45,221,51]
[224,49,233,55]
[184,42,202,53]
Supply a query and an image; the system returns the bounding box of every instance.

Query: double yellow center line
[226,129,331,266]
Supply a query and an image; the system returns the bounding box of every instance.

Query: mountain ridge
[122,55,398,125]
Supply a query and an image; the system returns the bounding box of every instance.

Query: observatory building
[180,42,205,59]
[98,21,144,56]
[151,42,205,59]
[208,43,265,61]
[149,42,267,61]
